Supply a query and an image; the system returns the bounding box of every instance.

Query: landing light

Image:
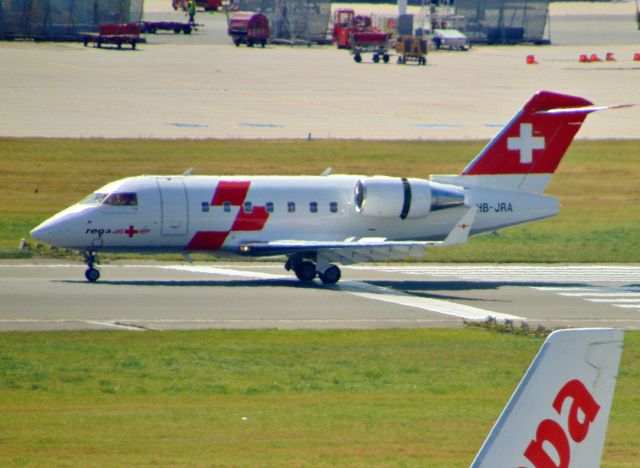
[240,246,250,253]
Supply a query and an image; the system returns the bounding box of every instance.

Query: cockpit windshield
[80,193,108,205]
[104,192,138,206]
[79,192,137,206]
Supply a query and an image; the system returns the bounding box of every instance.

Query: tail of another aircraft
[471,328,624,468]
[432,91,627,193]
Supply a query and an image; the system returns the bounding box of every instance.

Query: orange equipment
[396,35,427,65]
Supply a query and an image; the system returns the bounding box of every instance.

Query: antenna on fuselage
[182,167,194,176]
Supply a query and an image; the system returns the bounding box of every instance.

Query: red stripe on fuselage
[211,180,250,206]
[187,180,270,252]
[186,231,229,250]
[231,206,269,231]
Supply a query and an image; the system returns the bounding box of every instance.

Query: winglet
[441,207,476,245]
[471,328,623,468]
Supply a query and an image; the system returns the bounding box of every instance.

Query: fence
[0,0,144,39]
[455,0,550,44]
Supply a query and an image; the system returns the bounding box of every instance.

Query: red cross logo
[507,123,545,164]
[124,225,139,238]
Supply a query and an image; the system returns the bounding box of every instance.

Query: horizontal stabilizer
[537,103,634,115]
[438,206,476,246]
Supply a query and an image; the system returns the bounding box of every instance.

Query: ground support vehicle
[432,29,470,50]
[83,23,142,50]
[141,21,194,34]
[351,31,390,63]
[228,12,269,47]
[332,9,355,48]
[396,35,427,65]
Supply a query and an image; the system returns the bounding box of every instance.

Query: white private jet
[471,327,623,468]
[31,91,625,283]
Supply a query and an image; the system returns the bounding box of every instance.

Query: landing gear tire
[294,261,317,282]
[83,251,100,282]
[318,265,341,284]
[85,267,100,282]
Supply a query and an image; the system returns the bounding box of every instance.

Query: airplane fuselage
[33,174,559,255]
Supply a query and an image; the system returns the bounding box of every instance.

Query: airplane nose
[30,220,56,243]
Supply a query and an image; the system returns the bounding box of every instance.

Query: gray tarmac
[0,2,639,140]
[1,261,639,331]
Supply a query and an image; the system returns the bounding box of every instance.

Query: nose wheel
[84,251,100,282]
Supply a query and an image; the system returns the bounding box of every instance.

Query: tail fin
[457,91,605,193]
[471,328,623,468]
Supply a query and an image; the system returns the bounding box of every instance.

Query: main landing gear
[285,256,342,284]
[84,251,100,282]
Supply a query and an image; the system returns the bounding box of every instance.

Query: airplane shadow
[56,278,312,288]
[350,280,591,304]
[55,278,598,306]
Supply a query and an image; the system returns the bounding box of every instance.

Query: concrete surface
[0,2,638,140]
[1,261,639,331]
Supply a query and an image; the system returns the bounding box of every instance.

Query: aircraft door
[157,177,188,235]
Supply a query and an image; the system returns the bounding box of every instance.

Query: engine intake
[354,177,464,219]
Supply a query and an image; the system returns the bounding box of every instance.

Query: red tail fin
[462,91,594,176]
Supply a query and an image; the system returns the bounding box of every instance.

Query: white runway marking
[0,319,147,331]
[352,265,640,283]
[83,321,147,331]
[160,264,289,280]
[336,281,521,321]
[353,265,640,314]
[532,285,640,313]
[557,292,640,297]
[164,265,520,321]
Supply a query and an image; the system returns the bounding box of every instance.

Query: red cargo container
[228,12,269,47]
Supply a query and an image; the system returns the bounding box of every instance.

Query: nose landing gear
[84,251,100,282]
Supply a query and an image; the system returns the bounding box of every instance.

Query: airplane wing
[237,207,476,263]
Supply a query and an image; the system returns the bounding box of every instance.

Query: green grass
[1,138,639,262]
[0,328,638,466]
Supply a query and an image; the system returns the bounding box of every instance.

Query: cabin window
[103,192,137,206]
[244,201,253,213]
[266,202,274,213]
[80,193,107,205]
[223,201,231,213]
[201,201,210,212]
[330,202,338,213]
[309,202,318,213]
[288,202,296,213]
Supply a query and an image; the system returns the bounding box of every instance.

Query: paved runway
[2,261,639,331]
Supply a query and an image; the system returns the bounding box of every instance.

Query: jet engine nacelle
[354,176,465,219]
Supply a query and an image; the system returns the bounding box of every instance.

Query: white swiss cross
[507,123,545,164]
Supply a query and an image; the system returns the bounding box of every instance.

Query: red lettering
[524,379,600,467]
[524,419,570,468]
[552,379,600,443]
